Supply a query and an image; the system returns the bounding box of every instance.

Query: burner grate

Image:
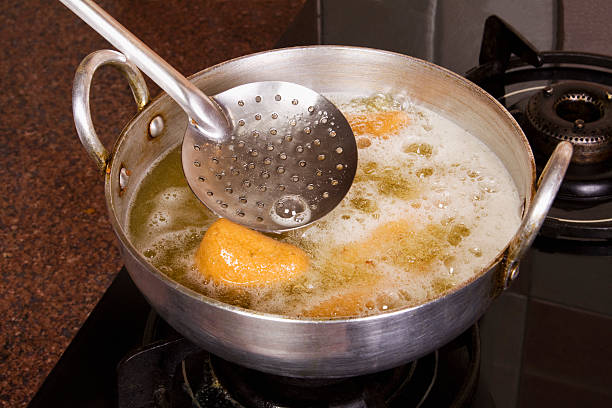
[465,15,612,242]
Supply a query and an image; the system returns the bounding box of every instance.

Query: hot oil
[127,148,214,285]
[127,93,522,318]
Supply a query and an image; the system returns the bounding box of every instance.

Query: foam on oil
[127,93,522,317]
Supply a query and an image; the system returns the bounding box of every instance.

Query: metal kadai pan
[72,46,572,378]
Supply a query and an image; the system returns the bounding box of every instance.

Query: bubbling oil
[127,93,522,318]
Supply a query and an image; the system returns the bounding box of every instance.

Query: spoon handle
[60,0,229,140]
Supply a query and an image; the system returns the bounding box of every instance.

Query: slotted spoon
[61,0,357,232]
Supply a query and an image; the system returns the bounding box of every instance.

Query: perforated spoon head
[182,81,357,232]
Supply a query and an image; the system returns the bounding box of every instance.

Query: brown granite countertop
[0,1,305,406]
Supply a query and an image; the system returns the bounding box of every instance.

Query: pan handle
[500,141,573,289]
[73,49,149,172]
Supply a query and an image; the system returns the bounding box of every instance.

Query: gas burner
[117,311,485,408]
[190,352,425,407]
[524,81,612,165]
[509,84,612,204]
[466,15,612,242]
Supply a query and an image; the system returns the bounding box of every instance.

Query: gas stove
[28,2,611,407]
[465,16,612,245]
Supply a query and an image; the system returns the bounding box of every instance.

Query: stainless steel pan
[73,46,572,378]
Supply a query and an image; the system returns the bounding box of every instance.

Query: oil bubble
[270,195,311,227]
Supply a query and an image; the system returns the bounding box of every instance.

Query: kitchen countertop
[0,1,305,406]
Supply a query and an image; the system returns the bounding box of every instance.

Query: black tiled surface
[479,292,528,408]
[519,299,612,406]
[520,373,612,408]
[529,250,612,315]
